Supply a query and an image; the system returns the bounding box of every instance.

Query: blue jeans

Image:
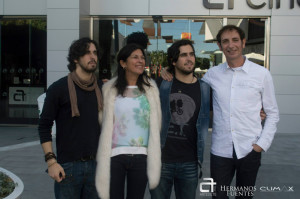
[54,159,99,199]
[110,154,148,199]
[150,161,198,199]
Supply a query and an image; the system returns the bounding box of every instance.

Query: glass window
[0,18,47,124]
[92,17,268,81]
[93,18,221,79]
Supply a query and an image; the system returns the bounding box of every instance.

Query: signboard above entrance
[90,0,300,16]
[203,0,300,9]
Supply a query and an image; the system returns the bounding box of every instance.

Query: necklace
[190,76,194,83]
[178,75,195,93]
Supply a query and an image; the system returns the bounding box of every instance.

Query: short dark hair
[167,39,195,74]
[126,32,149,50]
[216,25,246,44]
[116,43,150,96]
[67,37,100,72]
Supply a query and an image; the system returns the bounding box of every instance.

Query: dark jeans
[54,159,99,199]
[110,154,148,199]
[210,149,261,199]
[150,161,198,199]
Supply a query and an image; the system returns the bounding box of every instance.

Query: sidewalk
[0,125,54,199]
[0,125,299,199]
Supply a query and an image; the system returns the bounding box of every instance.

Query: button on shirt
[202,58,279,159]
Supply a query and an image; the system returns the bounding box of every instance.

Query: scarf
[67,71,103,117]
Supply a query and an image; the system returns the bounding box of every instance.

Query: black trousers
[110,154,148,199]
[210,148,261,199]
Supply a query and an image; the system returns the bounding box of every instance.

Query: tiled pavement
[0,126,299,199]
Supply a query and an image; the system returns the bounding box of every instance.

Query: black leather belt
[78,155,95,162]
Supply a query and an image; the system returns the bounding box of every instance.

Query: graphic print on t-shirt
[168,92,196,139]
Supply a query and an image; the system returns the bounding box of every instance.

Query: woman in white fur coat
[96,43,162,199]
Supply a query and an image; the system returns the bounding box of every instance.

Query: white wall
[149,0,209,15]
[3,0,46,15]
[0,0,3,15]
[90,0,274,16]
[270,13,300,134]
[46,0,80,87]
[90,0,149,15]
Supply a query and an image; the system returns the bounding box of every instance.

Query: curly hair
[115,43,151,96]
[167,39,195,75]
[126,32,149,50]
[67,38,100,72]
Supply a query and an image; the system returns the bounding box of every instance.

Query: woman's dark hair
[167,39,195,74]
[67,37,100,72]
[116,43,151,96]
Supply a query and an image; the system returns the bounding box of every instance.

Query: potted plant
[0,167,24,199]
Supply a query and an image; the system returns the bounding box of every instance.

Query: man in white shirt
[202,25,279,198]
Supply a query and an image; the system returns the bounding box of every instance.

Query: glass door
[0,18,47,124]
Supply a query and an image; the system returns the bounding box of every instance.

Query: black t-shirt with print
[159,77,201,163]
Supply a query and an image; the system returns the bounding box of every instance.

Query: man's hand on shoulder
[161,67,173,81]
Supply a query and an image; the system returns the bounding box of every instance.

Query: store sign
[9,87,44,105]
[181,32,192,40]
[203,0,300,9]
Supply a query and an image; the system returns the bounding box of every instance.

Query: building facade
[0,0,299,135]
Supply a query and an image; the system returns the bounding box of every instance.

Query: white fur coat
[95,77,162,199]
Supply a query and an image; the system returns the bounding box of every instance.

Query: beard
[176,62,195,75]
[177,67,194,75]
[78,60,97,73]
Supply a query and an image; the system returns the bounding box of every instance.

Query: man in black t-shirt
[156,77,200,164]
[151,40,210,199]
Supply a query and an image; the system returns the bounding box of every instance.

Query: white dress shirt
[202,58,279,159]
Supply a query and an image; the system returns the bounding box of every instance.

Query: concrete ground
[0,125,299,199]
